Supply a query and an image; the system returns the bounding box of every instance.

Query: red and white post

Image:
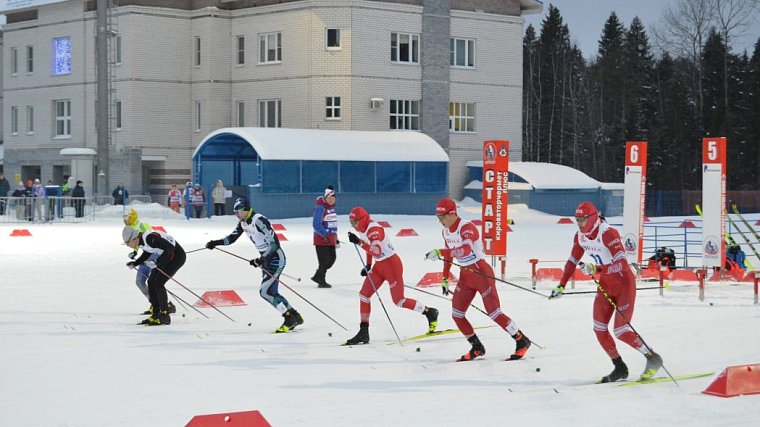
[622,141,648,271]
[701,137,727,273]
[481,140,509,277]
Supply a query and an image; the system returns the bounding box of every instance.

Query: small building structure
[193,127,449,218]
[464,161,624,216]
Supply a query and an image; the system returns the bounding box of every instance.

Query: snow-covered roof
[466,161,605,190]
[59,148,97,156]
[600,182,625,190]
[465,180,533,191]
[195,127,448,162]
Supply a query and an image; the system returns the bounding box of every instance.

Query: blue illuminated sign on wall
[52,36,71,75]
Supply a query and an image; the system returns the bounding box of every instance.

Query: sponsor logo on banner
[484,143,496,164]
[704,236,720,256]
[624,233,637,252]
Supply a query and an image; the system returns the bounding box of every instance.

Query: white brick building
[1,0,540,199]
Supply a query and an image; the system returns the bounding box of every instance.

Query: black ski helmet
[233,197,251,213]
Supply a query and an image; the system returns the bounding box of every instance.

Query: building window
[389,100,419,130]
[195,101,202,131]
[391,33,419,64]
[26,45,34,73]
[449,102,476,132]
[194,36,201,66]
[114,35,122,65]
[115,101,122,130]
[236,101,245,127]
[259,32,281,63]
[52,37,72,75]
[26,106,34,134]
[11,47,18,75]
[237,35,245,65]
[450,38,474,68]
[326,29,340,49]
[54,99,71,137]
[11,107,19,135]
[259,99,281,128]
[326,97,341,120]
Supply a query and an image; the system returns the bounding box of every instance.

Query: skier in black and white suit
[123,226,186,326]
[206,197,304,333]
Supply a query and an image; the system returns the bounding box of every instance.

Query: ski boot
[141,305,153,315]
[508,330,531,360]
[641,351,663,380]
[167,302,176,314]
[140,310,170,326]
[424,307,439,333]
[345,322,370,345]
[311,270,332,288]
[458,334,486,361]
[275,310,304,333]
[599,357,629,383]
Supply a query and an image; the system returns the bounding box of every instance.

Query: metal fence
[0,195,158,223]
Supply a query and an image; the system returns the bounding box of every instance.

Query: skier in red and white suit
[344,206,439,345]
[425,197,531,362]
[550,201,663,382]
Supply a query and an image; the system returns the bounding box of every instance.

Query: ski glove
[579,262,597,276]
[205,240,221,250]
[441,278,450,296]
[425,249,442,261]
[549,285,565,299]
[360,265,372,277]
[250,257,263,268]
[348,232,361,245]
[128,251,137,260]
[126,261,137,270]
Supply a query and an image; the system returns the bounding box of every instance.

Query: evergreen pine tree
[593,12,627,181]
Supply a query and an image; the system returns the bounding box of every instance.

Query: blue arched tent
[193,128,449,218]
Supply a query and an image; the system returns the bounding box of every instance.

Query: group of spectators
[0,173,85,219]
[167,180,229,219]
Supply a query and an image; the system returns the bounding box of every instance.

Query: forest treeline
[522,1,760,190]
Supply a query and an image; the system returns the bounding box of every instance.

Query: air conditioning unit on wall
[370,97,384,110]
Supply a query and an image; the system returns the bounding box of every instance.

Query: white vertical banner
[701,137,727,268]
[622,141,647,265]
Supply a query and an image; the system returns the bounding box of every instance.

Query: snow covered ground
[1,202,758,427]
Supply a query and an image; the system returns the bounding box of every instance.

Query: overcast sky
[524,0,760,58]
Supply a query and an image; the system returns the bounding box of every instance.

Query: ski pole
[137,269,209,319]
[155,267,236,322]
[439,257,548,298]
[212,247,302,282]
[563,285,667,295]
[402,283,544,350]
[185,247,207,254]
[402,284,488,316]
[257,265,348,331]
[593,277,678,386]
[352,243,403,346]
[166,289,209,319]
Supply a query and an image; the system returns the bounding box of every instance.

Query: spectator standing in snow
[311,186,338,288]
[211,180,227,216]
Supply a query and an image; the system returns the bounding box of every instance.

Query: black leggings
[314,245,336,281]
[147,245,186,313]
